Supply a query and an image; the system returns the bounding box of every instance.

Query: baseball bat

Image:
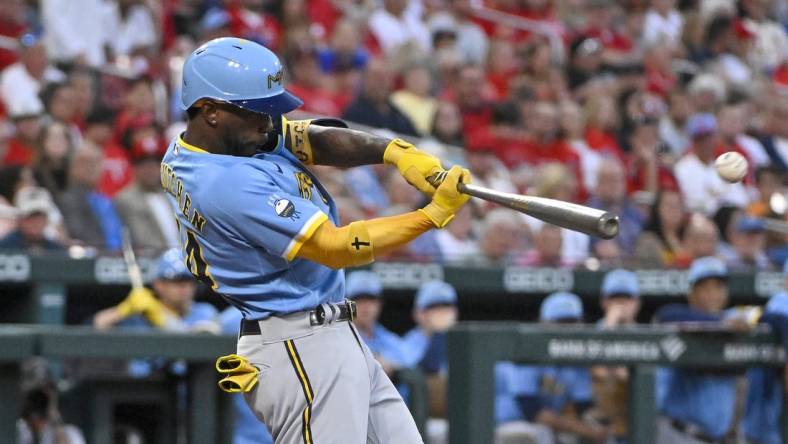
[121,228,145,289]
[429,173,620,239]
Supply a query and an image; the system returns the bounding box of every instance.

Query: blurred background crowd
[0,0,785,270]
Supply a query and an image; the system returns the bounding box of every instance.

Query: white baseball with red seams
[715,151,748,183]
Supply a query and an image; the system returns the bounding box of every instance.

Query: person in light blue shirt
[495,292,606,444]
[401,280,458,374]
[219,307,274,444]
[93,248,219,333]
[742,260,788,444]
[92,249,219,378]
[655,257,741,444]
[345,271,408,374]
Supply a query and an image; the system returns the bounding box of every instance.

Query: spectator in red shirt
[0,0,27,70]
[511,102,585,199]
[83,109,134,198]
[453,64,494,139]
[582,0,634,54]
[584,95,625,160]
[626,117,678,196]
[3,99,43,167]
[286,46,343,117]
[223,0,281,51]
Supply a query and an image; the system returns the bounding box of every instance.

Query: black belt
[669,418,719,444]
[240,300,357,336]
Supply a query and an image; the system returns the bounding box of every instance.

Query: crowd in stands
[0,0,784,270]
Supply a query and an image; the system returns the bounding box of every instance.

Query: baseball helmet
[181,37,303,115]
[156,248,193,281]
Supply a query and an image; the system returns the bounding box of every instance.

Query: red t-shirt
[286,83,343,117]
[499,136,587,201]
[99,143,133,197]
[626,161,679,194]
[459,105,493,140]
[585,127,626,160]
[0,19,24,70]
[226,6,281,51]
[3,138,35,166]
[581,28,633,52]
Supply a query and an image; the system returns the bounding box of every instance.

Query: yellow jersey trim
[284,212,329,262]
[177,136,209,154]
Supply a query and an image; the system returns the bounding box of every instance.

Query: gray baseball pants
[237,309,424,444]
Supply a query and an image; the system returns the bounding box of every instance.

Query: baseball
[715,151,748,183]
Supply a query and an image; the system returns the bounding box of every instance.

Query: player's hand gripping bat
[428,172,620,239]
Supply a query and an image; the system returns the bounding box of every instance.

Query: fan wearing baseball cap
[496,293,607,444]
[592,270,641,442]
[93,248,218,333]
[0,186,64,252]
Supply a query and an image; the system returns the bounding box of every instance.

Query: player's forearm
[296,211,434,269]
[307,125,389,167]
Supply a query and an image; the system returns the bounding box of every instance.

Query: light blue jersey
[161,135,344,319]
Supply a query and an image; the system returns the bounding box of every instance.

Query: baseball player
[162,37,470,443]
[654,257,742,444]
[92,248,219,333]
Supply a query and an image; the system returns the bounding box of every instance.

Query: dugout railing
[0,326,429,444]
[447,322,788,444]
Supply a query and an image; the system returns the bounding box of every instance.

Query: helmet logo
[267,70,283,88]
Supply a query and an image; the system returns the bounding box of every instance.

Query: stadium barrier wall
[447,322,788,444]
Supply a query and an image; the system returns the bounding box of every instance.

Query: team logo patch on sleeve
[274,199,300,220]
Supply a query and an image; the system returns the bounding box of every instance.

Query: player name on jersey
[160,162,207,232]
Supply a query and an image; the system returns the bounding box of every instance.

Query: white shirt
[746,18,788,71]
[568,139,602,192]
[643,9,684,47]
[427,11,489,65]
[41,0,111,67]
[521,215,590,265]
[369,6,431,55]
[0,62,64,115]
[674,152,750,214]
[659,116,690,156]
[736,134,770,167]
[105,4,157,56]
[435,230,480,263]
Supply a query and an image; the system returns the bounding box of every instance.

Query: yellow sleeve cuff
[284,212,329,261]
[283,116,315,165]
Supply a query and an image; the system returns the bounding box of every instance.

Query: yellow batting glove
[383,139,444,196]
[419,166,471,228]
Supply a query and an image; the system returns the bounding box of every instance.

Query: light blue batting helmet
[181,37,302,115]
[156,248,193,281]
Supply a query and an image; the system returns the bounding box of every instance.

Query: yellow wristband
[284,117,314,164]
[383,138,415,165]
